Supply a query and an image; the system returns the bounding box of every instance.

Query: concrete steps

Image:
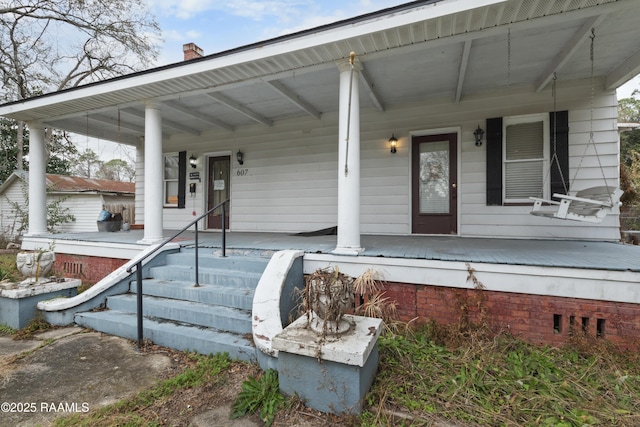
[74,253,270,362]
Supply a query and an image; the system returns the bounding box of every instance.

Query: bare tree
[72,148,102,178]
[97,158,135,182]
[0,0,160,170]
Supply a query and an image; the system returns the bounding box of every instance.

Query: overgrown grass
[0,252,20,282]
[12,315,56,340]
[0,324,16,336]
[363,325,640,426]
[53,352,231,427]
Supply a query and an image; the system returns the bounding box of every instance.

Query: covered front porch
[24,230,640,272]
[27,229,640,350]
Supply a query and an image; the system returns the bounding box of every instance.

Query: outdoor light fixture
[474,125,485,147]
[236,150,244,165]
[189,155,197,168]
[389,134,398,153]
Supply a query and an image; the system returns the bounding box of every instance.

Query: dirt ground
[0,326,351,427]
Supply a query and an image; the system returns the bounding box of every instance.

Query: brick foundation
[54,254,128,285]
[383,282,640,350]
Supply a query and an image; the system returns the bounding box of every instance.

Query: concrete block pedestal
[0,279,80,329]
[272,314,383,415]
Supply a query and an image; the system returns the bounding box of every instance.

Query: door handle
[452,183,457,188]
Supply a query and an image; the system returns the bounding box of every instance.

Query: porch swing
[529,29,622,223]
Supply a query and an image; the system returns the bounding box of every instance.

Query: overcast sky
[93,0,640,160]
[146,0,408,65]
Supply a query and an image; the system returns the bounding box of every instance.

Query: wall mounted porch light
[474,125,485,147]
[236,150,244,165]
[189,154,197,168]
[388,134,398,153]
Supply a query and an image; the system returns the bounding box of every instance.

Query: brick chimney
[183,43,203,61]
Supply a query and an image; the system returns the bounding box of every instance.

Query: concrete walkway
[0,327,260,427]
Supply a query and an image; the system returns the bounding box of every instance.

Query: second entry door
[207,156,230,229]
[412,133,458,234]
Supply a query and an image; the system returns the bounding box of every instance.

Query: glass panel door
[419,140,450,214]
[412,133,457,234]
[207,156,230,229]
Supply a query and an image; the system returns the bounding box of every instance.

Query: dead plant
[352,268,400,334]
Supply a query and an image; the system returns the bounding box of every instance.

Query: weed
[13,315,55,340]
[126,352,230,408]
[54,352,231,426]
[0,252,20,282]
[232,369,285,426]
[0,324,16,335]
[364,324,640,426]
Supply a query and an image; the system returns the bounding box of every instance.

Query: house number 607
[236,169,249,176]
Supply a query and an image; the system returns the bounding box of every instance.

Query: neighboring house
[0,172,134,239]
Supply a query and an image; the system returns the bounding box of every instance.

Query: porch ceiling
[1,0,639,145]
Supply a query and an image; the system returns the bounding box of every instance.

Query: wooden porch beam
[207,92,273,127]
[358,67,384,112]
[534,15,604,93]
[163,100,234,132]
[122,108,201,136]
[605,47,640,91]
[455,39,472,102]
[267,80,321,120]
[90,113,145,133]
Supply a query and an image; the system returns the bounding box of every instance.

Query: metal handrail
[127,198,230,350]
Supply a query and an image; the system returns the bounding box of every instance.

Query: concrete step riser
[165,253,269,273]
[129,280,254,310]
[149,266,260,288]
[75,311,255,362]
[107,295,251,334]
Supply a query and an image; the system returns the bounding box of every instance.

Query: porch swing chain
[344,51,356,177]
[543,73,569,196]
[571,29,611,199]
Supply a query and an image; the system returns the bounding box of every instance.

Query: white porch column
[139,102,164,244]
[333,56,364,255]
[26,122,47,236]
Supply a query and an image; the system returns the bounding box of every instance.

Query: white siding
[155,79,620,241]
[0,179,26,239]
[53,194,103,233]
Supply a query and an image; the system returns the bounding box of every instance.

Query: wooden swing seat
[529,186,623,223]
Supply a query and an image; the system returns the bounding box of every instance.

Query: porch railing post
[136,263,143,350]
[222,202,227,258]
[194,221,199,287]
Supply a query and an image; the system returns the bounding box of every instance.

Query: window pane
[505,160,543,199]
[165,181,178,205]
[419,141,449,214]
[506,121,543,160]
[164,155,179,179]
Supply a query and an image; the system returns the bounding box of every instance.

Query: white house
[1,0,637,248]
[0,172,134,239]
[1,0,640,351]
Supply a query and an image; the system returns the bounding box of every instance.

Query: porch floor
[43,230,640,272]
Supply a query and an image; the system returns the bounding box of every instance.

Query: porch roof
[37,230,640,273]
[0,0,639,145]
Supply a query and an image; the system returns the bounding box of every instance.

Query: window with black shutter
[486,111,568,205]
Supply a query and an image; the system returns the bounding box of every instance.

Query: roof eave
[0,0,505,122]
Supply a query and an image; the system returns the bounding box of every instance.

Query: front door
[412,133,457,234]
[207,156,230,229]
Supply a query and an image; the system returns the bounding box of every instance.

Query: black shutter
[486,117,503,206]
[178,151,186,208]
[549,110,569,197]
